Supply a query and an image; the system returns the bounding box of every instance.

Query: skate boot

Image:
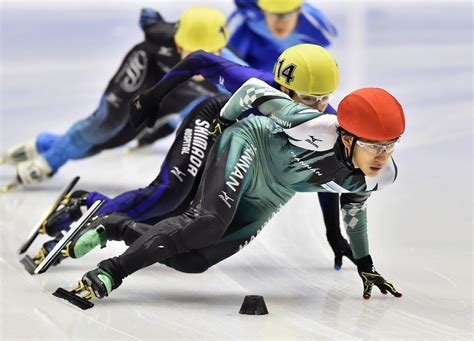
[1,139,38,166]
[65,220,108,259]
[17,155,53,184]
[21,233,68,274]
[65,213,134,259]
[3,155,53,192]
[38,233,69,265]
[42,190,89,236]
[53,266,119,309]
[79,268,115,299]
[23,214,107,274]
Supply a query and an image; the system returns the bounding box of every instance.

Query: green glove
[208,116,235,136]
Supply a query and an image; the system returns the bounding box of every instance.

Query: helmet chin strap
[348,136,358,168]
[339,133,359,170]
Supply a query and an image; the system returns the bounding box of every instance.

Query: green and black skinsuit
[96,78,398,288]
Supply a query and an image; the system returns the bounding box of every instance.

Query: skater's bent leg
[105,210,227,277]
[102,129,257,281]
[163,251,210,274]
[40,43,157,172]
[164,203,283,274]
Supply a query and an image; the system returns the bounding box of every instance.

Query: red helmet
[337,88,405,141]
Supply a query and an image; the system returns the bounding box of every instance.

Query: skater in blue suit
[228,0,337,73]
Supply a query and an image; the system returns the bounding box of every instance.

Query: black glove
[356,255,402,299]
[43,190,89,237]
[129,91,162,130]
[327,237,356,270]
[208,116,234,137]
[137,122,176,146]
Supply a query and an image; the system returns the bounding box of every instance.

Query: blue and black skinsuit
[34,9,219,174]
[93,78,397,286]
[70,52,346,272]
[227,0,337,73]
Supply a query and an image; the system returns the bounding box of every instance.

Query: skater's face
[280,86,331,112]
[341,134,399,177]
[263,9,299,38]
[294,91,332,112]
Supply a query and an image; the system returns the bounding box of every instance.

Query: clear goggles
[295,92,333,105]
[356,138,400,155]
[265,9,300,21]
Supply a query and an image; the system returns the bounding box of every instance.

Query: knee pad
[179,213,225,250]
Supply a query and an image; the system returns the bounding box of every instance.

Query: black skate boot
[39,234,69,265]
[80,268,115,299]
[42,190,89,237]
[53,265,121,309]
[21,233,68,274]
[65,212,138,259]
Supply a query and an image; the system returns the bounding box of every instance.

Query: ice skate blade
[20,255,37,275]
[124,144,147,154]
[18,176,80,254]
[34,200,104,274]
[1,182,20,193]
[53,287,94,310]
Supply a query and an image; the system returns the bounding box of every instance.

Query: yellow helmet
[258,0,303,14]
[273,44,339,95]
[174,6,228,53]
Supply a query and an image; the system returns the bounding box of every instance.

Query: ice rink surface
[0,0,472,339]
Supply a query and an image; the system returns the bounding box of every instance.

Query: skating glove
[137,122,176,146]
[327,237,356,270]
[356,255,402,299]
[139,8,162,29]
[208,116,235,137]
[130,91,161,130]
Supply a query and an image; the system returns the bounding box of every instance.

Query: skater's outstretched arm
[129,50,271,129]
[220,77,328,126]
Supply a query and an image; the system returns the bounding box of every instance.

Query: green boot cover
[71,225,107,258]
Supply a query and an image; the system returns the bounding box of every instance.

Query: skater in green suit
[60,76,405,304]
